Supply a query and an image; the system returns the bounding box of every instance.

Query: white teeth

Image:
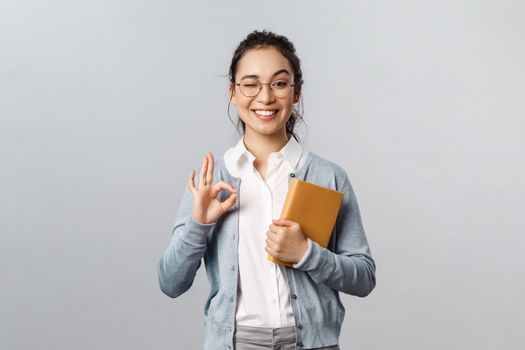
[254,110,276,116]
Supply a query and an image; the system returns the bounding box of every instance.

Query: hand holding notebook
[266,177,344,267]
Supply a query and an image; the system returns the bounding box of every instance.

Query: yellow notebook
[267,177,344,267]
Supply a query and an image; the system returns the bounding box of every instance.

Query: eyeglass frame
[235,78,297,98]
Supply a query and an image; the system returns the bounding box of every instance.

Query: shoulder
[304,151,349,191]
[307,151,348,178]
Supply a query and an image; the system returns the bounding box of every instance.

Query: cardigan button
[289,172,296,177]
[297,324,303,329]
[292,294,297,299]
[297,342,303,347]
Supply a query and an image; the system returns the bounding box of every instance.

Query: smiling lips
[252,109,278,118]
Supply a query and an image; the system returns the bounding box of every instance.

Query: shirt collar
[230,135,303,171]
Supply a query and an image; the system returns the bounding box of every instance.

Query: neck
[243,128,290,161]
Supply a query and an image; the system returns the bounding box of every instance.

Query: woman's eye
[243,84,258,88]
[273,81,289,87]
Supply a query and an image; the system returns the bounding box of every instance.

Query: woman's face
[230,46,300,138]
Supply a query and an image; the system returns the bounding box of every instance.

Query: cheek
[236,97,252,110]
[281,98,295,110]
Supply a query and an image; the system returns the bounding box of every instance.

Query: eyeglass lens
[239,79,293,98]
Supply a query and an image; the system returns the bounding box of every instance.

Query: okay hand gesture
[188,152,238,225]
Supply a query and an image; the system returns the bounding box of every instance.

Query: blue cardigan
[157,151,376,349]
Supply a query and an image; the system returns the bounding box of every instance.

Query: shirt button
[289,173,296,177]
[297,324,303,329]
[231,266,235,271]
[292,294,297,299]
[230,297,234,303]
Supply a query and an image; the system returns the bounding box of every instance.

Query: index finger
[269,224,285,234]
[206,152,214,185]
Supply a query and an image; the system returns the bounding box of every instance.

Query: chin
[251,124,287,137]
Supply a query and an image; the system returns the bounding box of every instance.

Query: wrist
[191,215,215,225]
[296,240,309,263]
[293,239,313,268]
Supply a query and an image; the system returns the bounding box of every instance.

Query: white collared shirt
[223,136,313,328]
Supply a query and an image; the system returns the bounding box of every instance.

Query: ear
[229,83,236,105]
[293,84,302,104]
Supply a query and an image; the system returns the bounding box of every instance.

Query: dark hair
[227,30,306,142]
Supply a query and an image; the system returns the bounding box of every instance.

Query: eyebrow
[240,69,291,81]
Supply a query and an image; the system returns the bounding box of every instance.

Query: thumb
[222,191,238,210]
[272,218,292,226]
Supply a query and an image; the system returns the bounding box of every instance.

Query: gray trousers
[234,325,340,350]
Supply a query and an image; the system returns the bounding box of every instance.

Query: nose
[257,83,275,103]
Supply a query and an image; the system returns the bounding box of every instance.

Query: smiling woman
[227,32,304,146]
[157,30,376,350]
[230,47,300,139]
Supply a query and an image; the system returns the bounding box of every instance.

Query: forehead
[236,46,293,79]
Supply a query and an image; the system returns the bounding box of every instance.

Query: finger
[269,230,283,244]
[213,184,237,203]
[206,153,214,186]
[265,238,277,250]
[272,218,292,227]
[211,181,238,199]
[199,156,208,188]
[269,224,285,235]
[187,169,196,195]
[215,181,238,194]
[222,192,238,210]
[210,181,237,198]
[266,230,275,240]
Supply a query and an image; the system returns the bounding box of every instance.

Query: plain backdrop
[1,1,524,349]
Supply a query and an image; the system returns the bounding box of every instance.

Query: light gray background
[1,0,524,349]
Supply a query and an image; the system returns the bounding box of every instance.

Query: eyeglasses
[235,78,296,98]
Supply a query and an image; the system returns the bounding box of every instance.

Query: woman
[158,30,376,350]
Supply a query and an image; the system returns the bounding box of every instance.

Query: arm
[157,185,216,298]
[293,173,376,297]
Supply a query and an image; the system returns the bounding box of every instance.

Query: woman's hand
[265,219,308,264]
[188,152,238,225]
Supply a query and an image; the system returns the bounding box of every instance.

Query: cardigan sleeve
[293,238,313,268]
[292,172,376,297]
[157,184,215,298]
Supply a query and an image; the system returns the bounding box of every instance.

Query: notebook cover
[267,177,344,267]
